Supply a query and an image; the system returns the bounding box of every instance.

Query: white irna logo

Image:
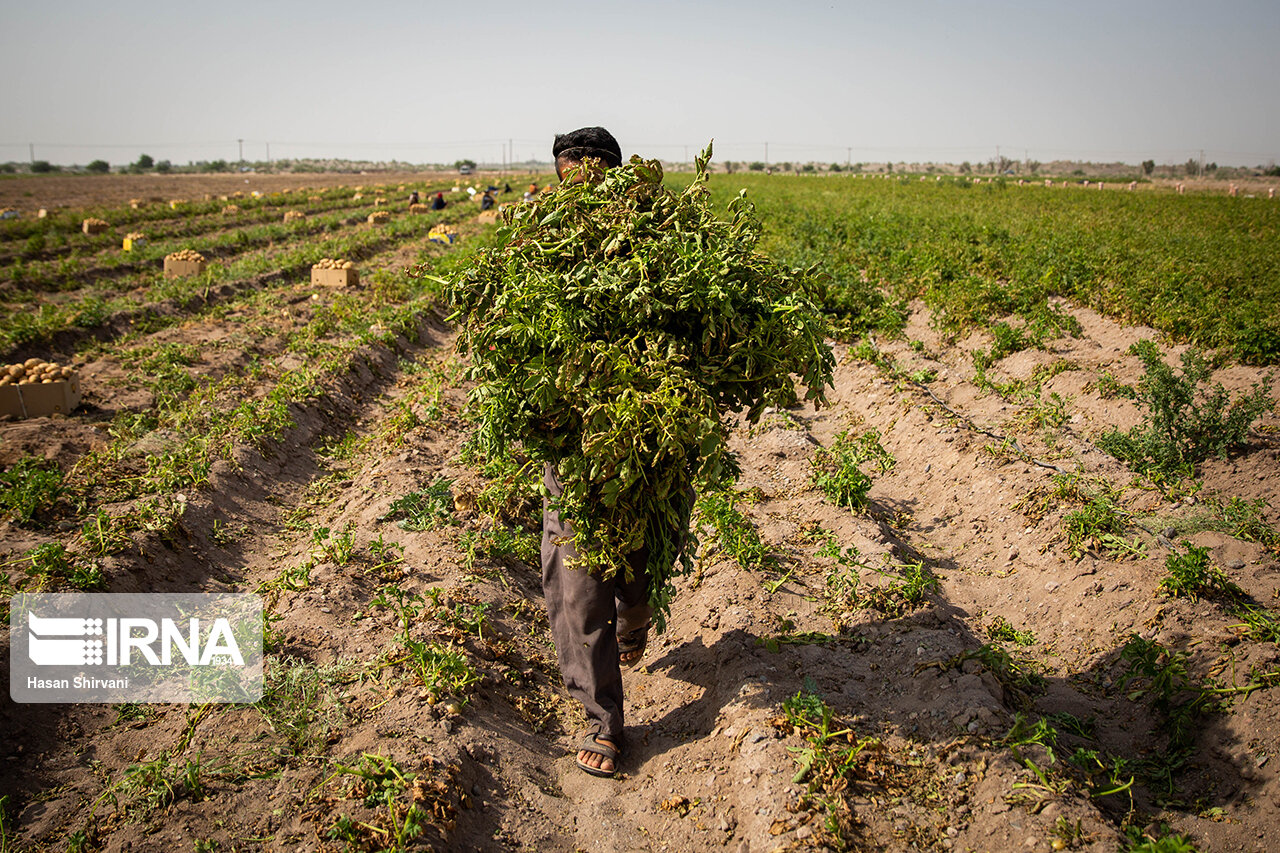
[28,612,244,667]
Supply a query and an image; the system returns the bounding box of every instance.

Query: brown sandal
[618,625,648,668]
[576,732,621,778]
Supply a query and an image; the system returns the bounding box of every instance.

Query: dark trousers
[541,465,651,743]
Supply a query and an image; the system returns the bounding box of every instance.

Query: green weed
[824,547,938,620]
[255,561,312,597]
[313,523,357,566]
[1156,543,1280,643]
[398,638,480,701]
[986,616,1036,646]
[945,644,1045,704]
[971,320,1037,371]
[118,342,200,409]
[327,753,433,850]
[383,478,455,531]
[1092,370,1137,400]
[810,429,894,512]
[97,753,209,820]
[1116,635,1246,795]
[0,794,10,853]
[256,656,358,755]
[1097,340,1274,476]
[1122,823,1200,852]
[16,542,102,591]
[706,174,1273,364]
[1000,713,1060,790]
[1160,544,1236,601]
[1205,495,1279,550]
[776,688,884,844]
[1061,488,1141,559]
[1065,747,1135,802]
[1009,391,1071,434]
[697,489,773,572]
[368,585,425,632]
[0,457,64,525]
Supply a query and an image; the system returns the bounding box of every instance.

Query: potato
[24,357,40,369]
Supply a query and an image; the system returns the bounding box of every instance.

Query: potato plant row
[0,187,432,274]
[706,174,1280,363]
[0,201,477,355]
[0,184,371,245]
[5,202,393,295]
[4,218,482,596]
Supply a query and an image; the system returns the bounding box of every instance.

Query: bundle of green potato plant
[444,143,834,624]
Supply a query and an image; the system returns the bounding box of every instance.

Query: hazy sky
[2,0,1277,168]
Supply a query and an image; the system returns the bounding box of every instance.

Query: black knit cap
[552,126,623,169]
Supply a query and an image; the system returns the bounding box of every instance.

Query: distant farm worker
[480,189,495,211]
[407,190,420,207]
[431,192,446,211]
[503,182,512,194]
[537,126,664,780]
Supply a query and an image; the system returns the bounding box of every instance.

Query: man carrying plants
[447,126,834,778]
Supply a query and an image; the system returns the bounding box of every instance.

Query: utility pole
[29,143,34,165]
[238,138,244,163]
[265,142,270,168]
[1199,148,1205,177]
[846,146,851,167]
[764,142,769,166]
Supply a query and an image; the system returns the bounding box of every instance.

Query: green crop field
[0,168,1277,852]
[704,174,1280,363]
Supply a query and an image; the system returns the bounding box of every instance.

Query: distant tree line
[4,153,1277,179]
